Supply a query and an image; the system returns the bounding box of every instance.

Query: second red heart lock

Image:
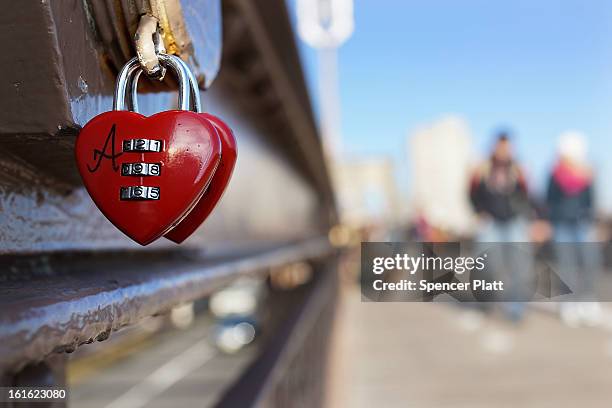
[128,56,237,243]
[165,112,237,243]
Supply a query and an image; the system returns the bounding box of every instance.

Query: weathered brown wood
[0,1,73,134]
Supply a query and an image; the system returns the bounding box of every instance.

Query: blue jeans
[477,218,532,320]
[553,222,600,301]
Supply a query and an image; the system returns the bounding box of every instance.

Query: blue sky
[291,0,612,211]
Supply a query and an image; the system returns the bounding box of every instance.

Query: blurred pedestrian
[546,131,601,327]
[470,131,533,321]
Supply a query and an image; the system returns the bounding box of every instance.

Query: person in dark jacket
[470,133,530,225]
[546,131,601,326]
[470,131,532,321]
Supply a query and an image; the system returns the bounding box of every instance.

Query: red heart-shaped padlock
[75,110,221,245]
[165,113,237,243]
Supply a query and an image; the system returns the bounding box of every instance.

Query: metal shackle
[113,54,191,111]
[128,54,202,114]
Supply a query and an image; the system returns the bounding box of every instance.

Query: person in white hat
[546,131,601,327]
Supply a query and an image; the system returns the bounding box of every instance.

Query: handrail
[0,237,333,374]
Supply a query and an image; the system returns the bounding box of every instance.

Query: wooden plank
[0,237,332,374]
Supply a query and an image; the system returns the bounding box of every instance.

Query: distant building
[332,157,401,228]
[408,116,477,236]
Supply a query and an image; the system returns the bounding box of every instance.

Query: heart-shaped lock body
[75,110,221,245]
[165,113,237,243]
